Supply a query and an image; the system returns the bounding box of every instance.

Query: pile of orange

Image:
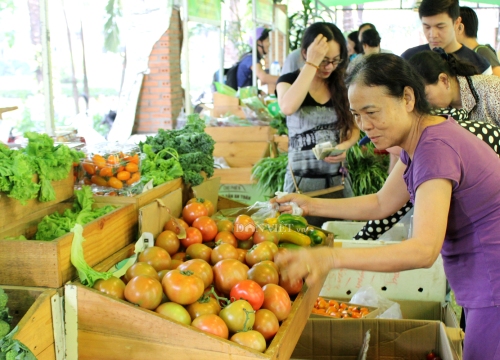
[311,296,371,319]
[81,152,141,189]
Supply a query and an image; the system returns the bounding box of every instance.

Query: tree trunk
[80,20,89,111]
[26,0,43,85]
[62,0,79,114]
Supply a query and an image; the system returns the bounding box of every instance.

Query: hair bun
[432,47,449,61]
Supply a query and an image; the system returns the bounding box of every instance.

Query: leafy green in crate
[140,114,215,186]
[251,154,288,197]
[140,145,184,186]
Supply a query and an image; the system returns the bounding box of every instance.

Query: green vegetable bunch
[141,145,184,186]
[34,186,115,241]
[0,288,11,339]
[346,140,389,196]
[140,114,215,186]
[251,153,288,197]
[0,326,36,360]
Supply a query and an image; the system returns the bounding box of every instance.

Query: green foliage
[34,186,115,241]
[269,115,288,136]
[140,114,215,186]
[0,326,36,360]
[0,321,9,339]
[141,145,184,186]
[0,289,7,312]
[104,0,122,53]
[346,141,389,196]
[251,153,288,196]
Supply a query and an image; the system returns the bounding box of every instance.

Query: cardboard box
[0,202,136,288]
[64,178,330,360]
[218,183,270,205]
[0,172,74,229]
[291,318,455,360]
[2,285,64,360]
[319,238,447,302]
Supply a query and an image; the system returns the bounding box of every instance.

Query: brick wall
[134,8,184,134]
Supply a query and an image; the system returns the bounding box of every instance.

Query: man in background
[357,23,392,54]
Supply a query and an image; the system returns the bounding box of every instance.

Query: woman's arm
[276,178,452,284]
[253,63,279,85]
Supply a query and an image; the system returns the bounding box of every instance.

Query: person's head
[360,29,381,55]
[347,31,361,56]
[418,0,461,52]
[345,54,431,149]
[300,22,354,141]
[357,23,376,42]
[249,27,271,56]
[456,7,478,43]
[407,49,479,108]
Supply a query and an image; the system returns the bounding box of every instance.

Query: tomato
[279,275,303,295]
[219,299,255,333]
[91,175,108,187]
[230,330,267,353]
[158,269,170,282]
[125,262,160,282]
[247,262,279,287]
[245,243,275,267]
[171,252,186,261]
[155,302,192,325]
[426,351,440,360]
[108,176,123,189]
[168,259,183,270]
[93,276,126,300]
[253,309,280,341]
[191,314,228,339]
[187,198,215,217]
[233,215,256,241]
[163,218,188,238]
[124,275,163,310]
[211,243,239,265]
[253,229,279,245]
[82,162,96,175]
[177,259,213,288]
[229,280,264,311]
[155,230,180,255]
[192,216,218,242]
[162,269,205,305]
[138,246,171,272]
[214,231,238,247]
[117,171,131,181]
[182,202,208,225]
[99,167,113,178]
[235,248,247,263]
[181,227,203,248]
[262,284,292,321]
[213,259,249,295]
[217,219,234,232]
[186,294,221,321]
[238,238,254,250]
[258,260,280,273]
[92,154,106,168]
[177,218,190,230]
[185,243,212,263]
[125,162,139,173]
[126,172,140,185]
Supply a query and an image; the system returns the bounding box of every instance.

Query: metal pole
[252,0,257,87]
[183,0,192,114]
[40,0,55,136]
[219,21,225,84]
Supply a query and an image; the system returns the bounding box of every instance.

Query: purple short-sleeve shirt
[400,118,500,308]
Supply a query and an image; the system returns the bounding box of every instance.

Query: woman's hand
[270,193,313,216]
[306,34,329,68]
[323,152,346,163]
[275,247,336,286]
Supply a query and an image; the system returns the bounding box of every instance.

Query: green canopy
[321,0,500,6]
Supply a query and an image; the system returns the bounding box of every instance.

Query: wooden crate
[93,178,183,210]
[0,173,74,229]
[2,285,64,360]
[0,203,136,288]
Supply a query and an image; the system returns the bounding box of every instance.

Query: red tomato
[181,227,203,248]
[162,269,205,305]
[177,259,214,289]
[217,219,234,232]
[186,197,215,217]
[124,262,160,283]
[186,243,212,263]
[138,246,172,271]
[182,202,208,225]
[168,259,183,270]
[233,215,256,241]
[213,259,249,295]
[155,230,180,255]
[93,277,126,300]
[253,309,280,341]
[155,302,192,325]
[219,299,255,333]
[253,229,279,245]
[124,275,163,310]
[186,295,221,321]
[230,330,267,353]
[279,275,303,295]
[245,242,275,267]
[191,314,228,339]
[247,262,279,287]
[262,284,292,321]
[215,231,238,247]
[211,243,239,265]
[230,280,264,311]
[192,216,218,242]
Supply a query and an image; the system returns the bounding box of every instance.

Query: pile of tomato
[81,151,141,190]
[311,297,372,319]
[92,197,303,353]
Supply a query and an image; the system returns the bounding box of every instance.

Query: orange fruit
[99,167,113,177]
[91,175,108,186]
[117,171,131,181]
[125,162,139,173]
[92,154,106,169]
[108,177,123,189]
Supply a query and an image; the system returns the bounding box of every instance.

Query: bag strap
[288,160,345,197]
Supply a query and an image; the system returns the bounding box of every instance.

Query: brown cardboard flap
[191,177,221,210]
[138,188,182,238]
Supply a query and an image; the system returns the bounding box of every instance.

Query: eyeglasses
[320,58,343,67]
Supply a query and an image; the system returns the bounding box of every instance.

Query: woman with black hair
[347,31,361,62]
[408,48,500,126]
[274,53,500,360]
[276,22,360,225]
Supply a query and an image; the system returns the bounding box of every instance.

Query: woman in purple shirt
[273,53,500,360]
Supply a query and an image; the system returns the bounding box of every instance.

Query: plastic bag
[350,285,403,319]
[212,201,279,224]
